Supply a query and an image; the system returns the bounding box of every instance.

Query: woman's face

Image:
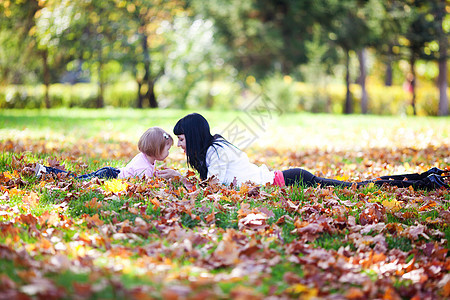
[177,134,186,153]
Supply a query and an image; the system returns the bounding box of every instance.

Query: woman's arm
[206,145,232,184]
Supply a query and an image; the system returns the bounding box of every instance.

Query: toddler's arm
[156,168,181,179]
[156,168,194,190]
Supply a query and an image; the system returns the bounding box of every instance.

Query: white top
[206,140,275,186]
[118,152,155,179]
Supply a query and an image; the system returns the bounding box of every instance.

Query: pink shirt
[273,170,285,187]
[118,152,155,179]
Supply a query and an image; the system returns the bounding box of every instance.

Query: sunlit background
[0,0,449,116]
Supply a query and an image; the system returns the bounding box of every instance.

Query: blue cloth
[44,166,120,180]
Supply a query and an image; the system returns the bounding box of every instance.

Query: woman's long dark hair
[173,113,223,180]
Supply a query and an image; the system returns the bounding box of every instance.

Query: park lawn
[0,108,449,299]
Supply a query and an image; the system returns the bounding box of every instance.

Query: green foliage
[104,81,138,108]
[1,81,447,115]
[157,15,232,109]
[259,73,297,112]
[0,83,135,109]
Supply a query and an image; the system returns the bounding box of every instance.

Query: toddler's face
[156,143,171,160]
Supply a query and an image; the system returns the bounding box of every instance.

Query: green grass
[1,108,449,151]
[0,108,449,299]
[386,235,413,252]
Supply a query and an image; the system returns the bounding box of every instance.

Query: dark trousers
[44,166,120,180]
[282,168,434,190]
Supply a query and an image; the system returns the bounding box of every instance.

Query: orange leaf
[443,280,450,297]
[0,222,19,237]
[85,214,104,228]
[383,286,401,300]
[150,197,160,208]
[346,287,364,299]
[206,212,216,223]
[23,192,39,208]
[17,214,38,227]
[419,200,437,211]
[85,197,102,209]
[128,207,139,214]
[39,238,53,250]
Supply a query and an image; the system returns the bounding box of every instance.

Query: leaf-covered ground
[1,111,449,299]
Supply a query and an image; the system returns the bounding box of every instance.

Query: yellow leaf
[366,182,375,189]
[335,174,349,181]
[382,199,402,212]
[9,188,24,196]
[104,179,128,193]
[286,284,318,299]
[3,171,13,179]
[239,184,250,196]
[287,283,308,293]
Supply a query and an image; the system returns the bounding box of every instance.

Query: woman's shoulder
[209,138,232,151]
[207,139,244,158]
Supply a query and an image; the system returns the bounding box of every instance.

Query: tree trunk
[146,80,157,108]
[97,48,104,108]
[42,49,51,109]
[358,49,368,114]
[409,55,417,116]
[139,32,158,108]
[437,58,447,116]
[385,62,393,87]
[206,70,214,109]
[385,46,393,87]
[136,79,143,108]
[344,50,352,114]
[97,63,104,108]
[437,0,448,116]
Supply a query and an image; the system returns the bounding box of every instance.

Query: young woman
[35,127,173,180]
[157,113,449,190]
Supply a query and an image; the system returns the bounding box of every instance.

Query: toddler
[35,127,173,180]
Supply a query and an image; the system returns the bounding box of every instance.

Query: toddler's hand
[156,168,180,179]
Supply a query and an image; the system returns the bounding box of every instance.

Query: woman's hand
[155,168,181,179]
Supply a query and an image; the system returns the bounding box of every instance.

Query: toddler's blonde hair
[138,127,173,158]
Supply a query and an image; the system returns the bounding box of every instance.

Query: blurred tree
[355,0,386,114]
[114,0,185,108]
[0,0,40,85]
[157,15,231,108]
[34,0,78,108]
[190,0,388,114]
[370,0,412,87]
[68,0,121,108]
[0,0,447,114]
[0,0,74,108]
[316,0,373,114]
[434,0,448,116]
[401,0,447,115]
[187,0,314,79]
